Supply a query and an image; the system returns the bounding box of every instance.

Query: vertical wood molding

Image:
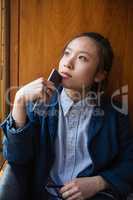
[0,0,10,162]
[0,0,2,149]
[10,0,20,105]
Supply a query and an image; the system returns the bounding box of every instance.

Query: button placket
[63,108,81,178]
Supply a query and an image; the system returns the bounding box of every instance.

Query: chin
[62,79,83,90]
[62,83,80,91]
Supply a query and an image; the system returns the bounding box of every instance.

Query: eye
[78,55,88,62]
[63,50,70,56]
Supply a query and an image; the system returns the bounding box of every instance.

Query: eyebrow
[65,47,92,57]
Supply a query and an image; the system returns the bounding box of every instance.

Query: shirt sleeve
[0,105,41,164]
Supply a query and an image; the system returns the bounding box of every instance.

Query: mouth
[60,72,72,79]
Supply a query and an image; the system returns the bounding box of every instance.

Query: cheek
[78,65,95,78]
[77,67,97,85]
[58,59,63,72]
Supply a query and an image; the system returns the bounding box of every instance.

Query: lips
[61,72,72,79]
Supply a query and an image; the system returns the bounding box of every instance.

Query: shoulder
[100,96,131,130]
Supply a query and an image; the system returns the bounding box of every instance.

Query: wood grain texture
[10,0,133,125]
[10,0,20,104]
[0,0,2,148]
[0,0,10,152]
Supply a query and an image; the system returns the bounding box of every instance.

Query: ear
[94,70,107,83]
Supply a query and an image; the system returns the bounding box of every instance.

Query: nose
[63,63,73,69]
[63,56,74,70]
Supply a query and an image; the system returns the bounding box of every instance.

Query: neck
[64,87,90,102]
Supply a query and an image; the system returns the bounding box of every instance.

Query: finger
[61,186,79,199]
[45,83,56,92]
[46,85,56,92]
[28,78,53,89]
[28,77,45,85]
[45,88,53,96]
[67,192,82,200]
[28,79,55,92]
[47,80,55,86]
[40,87,54,103]
[60,182,75,193]
[43,79,55,87]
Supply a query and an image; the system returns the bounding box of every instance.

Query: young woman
[1,32,133,200]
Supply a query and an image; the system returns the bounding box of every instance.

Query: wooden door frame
[10,0,20,104]
[0,0,10,164]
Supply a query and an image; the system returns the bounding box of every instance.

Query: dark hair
[65,32,114,72]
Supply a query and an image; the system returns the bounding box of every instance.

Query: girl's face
[58,36,101,91]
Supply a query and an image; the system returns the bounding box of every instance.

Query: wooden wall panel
[123,1,133,123]
[0,0,10,163]
[10,0,133,125]
[0,0,2,148]
[10,0,19,104]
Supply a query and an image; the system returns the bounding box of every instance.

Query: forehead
[66,36,99,55]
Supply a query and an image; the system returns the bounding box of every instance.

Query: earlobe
[94,70,107,83]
